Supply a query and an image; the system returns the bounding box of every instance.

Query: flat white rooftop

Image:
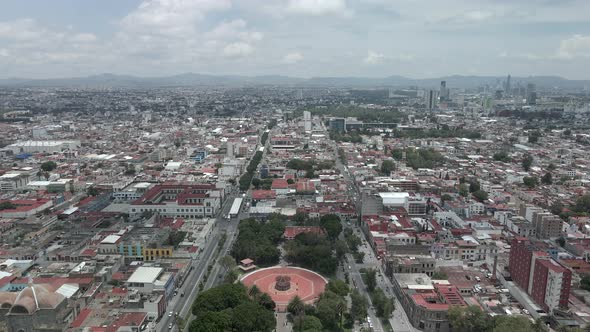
[100,234,121,244]
[127,266,163,284]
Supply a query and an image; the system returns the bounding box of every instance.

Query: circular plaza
[240,266,328,311]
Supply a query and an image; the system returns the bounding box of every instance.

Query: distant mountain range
[0,73,588,89]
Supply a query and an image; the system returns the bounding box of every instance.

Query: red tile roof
[251,190,276,200]
[283,226,325,239]
[272,179,289,189]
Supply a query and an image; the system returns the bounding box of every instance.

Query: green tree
[522,154,533,171]
[448,305,490,332]
[548,163,557,171]
[251,177,261,189]
[189,311,231,332]
[320,214,343,240]
[87,186,99,196]
[191,283,250,317]
[0,202,16,211]
[220,255,236,271]
[492,314,534,332]
[288,295,306,331]
[391,149,403,160]
[40,161,57,172]
[334,239,348,261]
[287,295,305,316]
[293,211,307,225]
[284,233,338,275]
[458,183,469,197]
[380,160,395,175]
[441,194,453,204]
[574,194,590,214]
[523,176,539,188]
[231,302,276,332]
[493,151,511,162]
[468,180,481,193]
[327,279,350,297]
[364,268,377,292]
[350,289,368,321]
[472,190,488,201]
[371,288,394,319]
[293,316,323,332]
[256,293,276,311]
[541,172,553,185]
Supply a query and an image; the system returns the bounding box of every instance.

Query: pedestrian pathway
[276,312,292,332]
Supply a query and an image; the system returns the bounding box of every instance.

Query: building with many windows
[509,238,572,314]
[130,184,222,218]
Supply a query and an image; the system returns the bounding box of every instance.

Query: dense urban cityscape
[3,0,590,332]
[1,76,590,332]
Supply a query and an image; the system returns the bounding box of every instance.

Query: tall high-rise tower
[505,74,511,94]
[303,111,312,132]
[439,81,449,102]
[426,90,438,110]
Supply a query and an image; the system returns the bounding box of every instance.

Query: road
[156,189,240,332]
[166,128,268,332]
[345,250,384,332]
[330,137,417,332]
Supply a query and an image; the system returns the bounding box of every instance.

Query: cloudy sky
[1,0,590,79]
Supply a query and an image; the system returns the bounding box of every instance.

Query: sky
[1,0,590,79]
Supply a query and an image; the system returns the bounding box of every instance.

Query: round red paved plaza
[240,266,328,311]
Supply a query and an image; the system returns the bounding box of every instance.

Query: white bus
[229,198,243,218]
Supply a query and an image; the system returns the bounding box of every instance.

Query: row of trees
[296,105,404,124]
[239,150,263,191]
[230,216,285,266]
[448,305,550,332]
[287,280,367,331]
[190,283,276,332]
[391,127,482,139]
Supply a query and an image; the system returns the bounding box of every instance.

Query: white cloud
[557,34,590,59]
[0,48,8,57]
[363,50,385,64]
[282,52,304,64]
[363,50,413,64]
[70,33,97,43]
[120,0,231,37]
[287,0,351,16]
[207,19,263,43]
[223,42,254,57]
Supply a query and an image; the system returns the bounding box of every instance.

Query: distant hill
[0,73,587,89]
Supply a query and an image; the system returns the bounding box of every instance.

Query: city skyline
[1,0,590,79]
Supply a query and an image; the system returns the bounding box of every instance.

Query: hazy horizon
[1,0,590,79]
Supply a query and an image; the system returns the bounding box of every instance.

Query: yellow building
[143,247,173,261]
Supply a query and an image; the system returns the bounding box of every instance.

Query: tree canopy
[40,161,57,172]
[190,283,276,332]
[523,176,539,188]
[380,160,395,175]
[522,154,533,171]
[493,151,511,162]
[319,214,343,240]
[285,232,338,275]
[231,217,284,266]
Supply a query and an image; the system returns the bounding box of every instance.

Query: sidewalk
[276,312,292,332]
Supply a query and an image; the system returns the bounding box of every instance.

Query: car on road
[168,311,173,317]
[168,323,173,330]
